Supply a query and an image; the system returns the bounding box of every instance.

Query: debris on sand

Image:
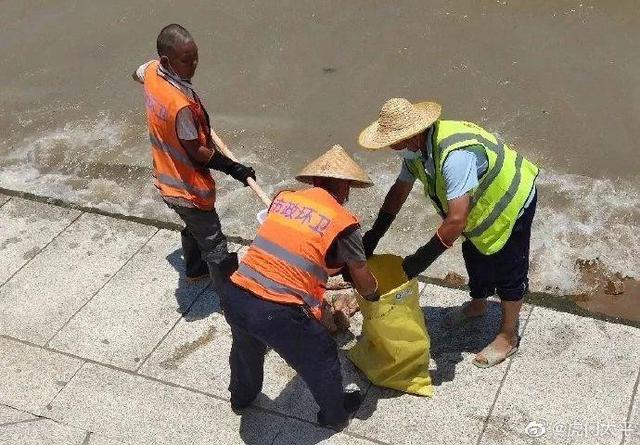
[443,271,466,288]
[573,258,639,322]
[322,292,360,333]
[604,278,625,296]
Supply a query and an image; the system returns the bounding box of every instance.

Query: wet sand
[574,279,640,323]
[573,259,640,323]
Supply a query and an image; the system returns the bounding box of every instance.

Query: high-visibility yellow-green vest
[405,120,538,255]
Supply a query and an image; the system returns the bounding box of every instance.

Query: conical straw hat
[358,98,441,150]
[296,144,373,188]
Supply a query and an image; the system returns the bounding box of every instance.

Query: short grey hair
[156,24,193,57]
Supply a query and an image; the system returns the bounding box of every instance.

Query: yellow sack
[348,254,433,396]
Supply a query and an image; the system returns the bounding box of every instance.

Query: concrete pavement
[0,193,639,445]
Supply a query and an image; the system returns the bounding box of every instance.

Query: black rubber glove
[206,151,256,186]
[402,234,448,279]
[362,210,396,257]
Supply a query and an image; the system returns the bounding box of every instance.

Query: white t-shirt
[397,125,535,214]
[135,60,200,141]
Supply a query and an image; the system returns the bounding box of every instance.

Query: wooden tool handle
[246,177,272,208]
[210,130,272,207]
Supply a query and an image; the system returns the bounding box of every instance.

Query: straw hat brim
[296,173,372,188]
[295,145,373,188]
[358,101,442,150]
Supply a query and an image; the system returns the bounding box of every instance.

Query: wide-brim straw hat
[358,98,442,150]
[296,144,373,188]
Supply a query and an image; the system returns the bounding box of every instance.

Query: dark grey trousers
[167,202,236,285]
[220,282,348,425]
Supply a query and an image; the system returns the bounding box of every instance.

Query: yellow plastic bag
[348,254,433,396]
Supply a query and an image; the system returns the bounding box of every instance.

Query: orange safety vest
[143,61,216,210]
[231,187,359,320]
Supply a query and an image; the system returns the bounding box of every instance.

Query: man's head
[312,177,352,204]
[296,145,373,204]
[389,132,425,153]
[156,24,198,81]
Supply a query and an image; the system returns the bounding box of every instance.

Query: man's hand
[131,71,143,84]
[320,300,337,333]
[206,151,256,186]
[227,163,256,186]
[362,211,395,258]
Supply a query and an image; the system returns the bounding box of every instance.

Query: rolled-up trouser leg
[462,239,496,299]
[169,205,235,288]
[180,228,209,278]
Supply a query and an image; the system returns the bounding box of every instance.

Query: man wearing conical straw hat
[359,98,538,369]
[220,145,379,429]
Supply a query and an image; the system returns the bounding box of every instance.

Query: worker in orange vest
[221,145,380,429]
[132,24,256,287]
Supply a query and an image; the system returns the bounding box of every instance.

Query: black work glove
[362,210,396,257]
[402,234,449,279]
[206,151,256,186]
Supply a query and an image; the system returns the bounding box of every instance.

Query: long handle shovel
[210,130,272,208]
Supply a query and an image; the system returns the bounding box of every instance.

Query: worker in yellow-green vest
[358,98,538,369]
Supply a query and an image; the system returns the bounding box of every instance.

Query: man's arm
[131,61,153,84]
[179,138,215,165]
[347,260,379,301]
[179,137,255,185]
[380,179,413,215]
[438,193,471,246]
[328,227,380,301]
[401,150,477,278]
[362,179,413,257]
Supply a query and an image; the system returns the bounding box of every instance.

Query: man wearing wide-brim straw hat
[358,98,539,369]
[220,145,379,429]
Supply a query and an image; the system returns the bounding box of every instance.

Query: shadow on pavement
[354,300,510,420]
[166,248,221,320]
[425,300,505,386]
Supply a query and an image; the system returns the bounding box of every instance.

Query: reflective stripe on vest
[143,61,216,210]
[252,235,329,282]
[149,132,193,168]
[230,187,359,319]
[156,173,216,200]
[407,120,538,255]
[237,263,320,309]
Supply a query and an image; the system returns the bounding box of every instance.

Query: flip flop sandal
[444,302,485,328]
[472,337,521,369]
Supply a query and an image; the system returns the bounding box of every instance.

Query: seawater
[1,114,638,296]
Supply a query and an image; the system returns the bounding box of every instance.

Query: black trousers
[219,282,348,425]
[462,192,537,301]
[167,202,235,283]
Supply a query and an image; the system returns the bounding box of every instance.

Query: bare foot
[464,299,488,317]
[473,333,519,366]
[445,299,488,328]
